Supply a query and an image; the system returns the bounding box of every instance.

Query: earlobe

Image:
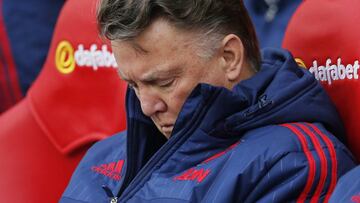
[221,34,245,82]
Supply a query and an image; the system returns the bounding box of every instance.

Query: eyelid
[157,78,175,87]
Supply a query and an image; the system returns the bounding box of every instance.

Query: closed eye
[157,78,175,88]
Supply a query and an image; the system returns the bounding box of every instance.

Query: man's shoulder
[234,122,355,178]
[61,131,128,202]
[243,122,349,154]
[77,130,128,175]
[224,124,303,168]
[228,122,353,171]
[330,165,360,203]
[222,123,356,202]
[86,130,127,157]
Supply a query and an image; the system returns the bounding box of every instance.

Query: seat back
[283,0,360,161]
[28,0,127,154]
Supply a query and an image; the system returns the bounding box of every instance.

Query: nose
[137,89,166,117]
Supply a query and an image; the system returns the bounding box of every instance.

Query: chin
[162,131,172,139]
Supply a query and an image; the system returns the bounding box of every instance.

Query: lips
[160,124,174,135]
[161,124,173,132]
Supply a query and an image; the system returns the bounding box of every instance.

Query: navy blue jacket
[60,49,356,203]
[329,165,360,203]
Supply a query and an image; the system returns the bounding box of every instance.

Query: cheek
[202,63,227,87]
[165,81,195,114]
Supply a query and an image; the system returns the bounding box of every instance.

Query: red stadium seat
[283,0,360,161]
[0,0,127,202]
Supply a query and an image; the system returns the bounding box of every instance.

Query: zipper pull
[110,197,118,203]
[102,185,118,203]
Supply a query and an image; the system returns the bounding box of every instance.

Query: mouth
[160,124,174,135]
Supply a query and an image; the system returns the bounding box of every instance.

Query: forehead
[136,19,195,52]
[112,19,197,57]
[111,19,198,79]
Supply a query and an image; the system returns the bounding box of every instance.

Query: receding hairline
[111,17,226,60]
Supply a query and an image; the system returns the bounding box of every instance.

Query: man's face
[112,19,230,138]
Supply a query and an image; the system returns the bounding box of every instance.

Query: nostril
[154,100,167,112]
[140,97,166,117]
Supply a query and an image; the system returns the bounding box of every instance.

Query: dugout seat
[282,0,360,162]
[0,0,127,202]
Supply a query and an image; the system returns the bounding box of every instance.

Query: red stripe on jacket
[307,123,338,203]
[281,123,316,203]
[295,123,328,203]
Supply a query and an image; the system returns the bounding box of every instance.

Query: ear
[219,34,245,82]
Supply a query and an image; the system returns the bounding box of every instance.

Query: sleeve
[329,166,360,203]
[245,146,356,203]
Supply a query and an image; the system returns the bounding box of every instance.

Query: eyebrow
[140,67,183,83]
[117,66,183,85]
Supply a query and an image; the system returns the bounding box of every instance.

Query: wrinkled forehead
[113,19,198,56]
[111,45,188,82]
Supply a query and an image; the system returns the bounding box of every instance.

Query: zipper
[102,185,118,203]
[116,88,221,202]
[115,89,139,197]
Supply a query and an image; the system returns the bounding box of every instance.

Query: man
[60,0,356,202]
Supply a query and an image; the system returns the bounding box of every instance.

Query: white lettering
[74,44,118,71]
[337,58,346,80]
[354,61,359,79]
[308,58,359,85]
[309,61,319,80]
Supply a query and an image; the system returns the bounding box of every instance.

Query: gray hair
[97,0,261,71]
